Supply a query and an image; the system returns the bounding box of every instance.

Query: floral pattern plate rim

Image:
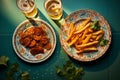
[60,9,111,62]
[12,19,56,63]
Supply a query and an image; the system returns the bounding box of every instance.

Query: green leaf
[10,62,19,72]
[0,56,9,67]
[91,21,100,30]
[20,71,30,80]
[56,65,65,76]
[99,39,109,46]
[5,62,19,80]
[56,60,84,80]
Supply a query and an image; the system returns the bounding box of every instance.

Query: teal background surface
[0,0,120,80]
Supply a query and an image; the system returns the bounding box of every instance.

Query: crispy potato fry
[91,35,97,39]
[81,18,91,26]
[65,18,106,54]
[68,35,79,46]
[77,47,98,54]
[88,28,94,33]
[81,28,89,39]
[77,18,91,30]
[82,34,92,44]
[93,29,104,35]
[69,23,74,33]
[65,23,75,42]
[75,22,91,34]
[96,34,103,40]
[76,41,99,48]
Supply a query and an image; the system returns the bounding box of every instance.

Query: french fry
[76,41,99,48]
[65,23,75,42]
[74,22,91,34]
[77,18,91,30]
[82,34,92,44]
[68,33,82,46]
[91,35,97,39]
[68,35,79,46]
[77,47,98,54]
[88,28,94,33]
[95,34,103,40]
[64,18,106,54]
[69,23,74,34]
[81,18,91,26]
[77,36,83,45]
[71,34,76,41]
[93,29,104,35]
[81,28,89,39]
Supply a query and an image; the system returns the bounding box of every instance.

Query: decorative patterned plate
[60,9,111,62]
[13,19,56,63]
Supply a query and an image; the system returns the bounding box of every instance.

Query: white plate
[60,9,111,62]
[13,19,56,63]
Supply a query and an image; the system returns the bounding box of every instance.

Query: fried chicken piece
[24,27,35,36]
[33,35,41,41]
[30,47,44,55]
[29,40,36,47]
[19,31,28,39]
[40,36,50,45]
[34,27,42,36]
[19,26,52,56]
[19,37,31,47]
[44,43,51,50]
[39,27,47,36]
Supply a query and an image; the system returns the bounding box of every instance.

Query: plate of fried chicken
[12,19,56,63]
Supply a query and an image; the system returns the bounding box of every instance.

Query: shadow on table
[69,33,120,71]
[51,10,68,27]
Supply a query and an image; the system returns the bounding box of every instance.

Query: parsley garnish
[0,56,9,68]
[5,63,19,80]
[56,60,84,80]
[91,21,101,30]
[20,71,31,80]
[0,56,30,80]
[99,39,109,46]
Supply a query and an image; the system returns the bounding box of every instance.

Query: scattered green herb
[0,56,9,67]
[20,71,31,80]
[0,56,30,80]
[91,21,100,30]
[4,63,19,80]
[56,60,84,80]
[99,39,109,46]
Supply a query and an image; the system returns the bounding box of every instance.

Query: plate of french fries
[60,9,111,62]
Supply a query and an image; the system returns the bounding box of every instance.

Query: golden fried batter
[19,25,51,55]
[19,37,31,47]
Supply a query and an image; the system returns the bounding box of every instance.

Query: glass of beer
[44,0,63,20]
[17,0,38,18]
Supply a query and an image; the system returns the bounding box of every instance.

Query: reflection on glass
[17,0,38,18]
[44,0,63,20]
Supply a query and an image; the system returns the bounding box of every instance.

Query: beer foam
[48,2,61,10]
[18,0,34,12]
[45,0,61,14]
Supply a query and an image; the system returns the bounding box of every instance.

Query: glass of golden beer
[44,0,63,20]
[17,0,38,18]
